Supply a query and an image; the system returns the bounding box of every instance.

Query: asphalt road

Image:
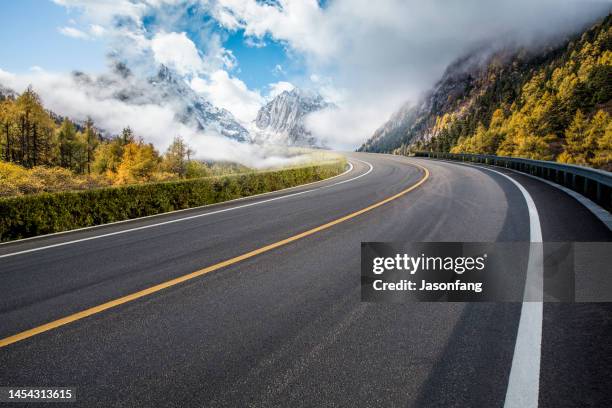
[0,152,610,407]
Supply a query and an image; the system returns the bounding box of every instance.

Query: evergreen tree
[57,119,78,169]
[560,110,589,164]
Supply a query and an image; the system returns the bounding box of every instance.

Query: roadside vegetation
[0,85,348,241]
[0,157,346,241]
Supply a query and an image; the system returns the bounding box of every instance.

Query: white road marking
[0,160,374,259]
[0,161,356,246]
[432,159,543,408]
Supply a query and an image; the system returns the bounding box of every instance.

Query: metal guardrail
[414,151,612,212]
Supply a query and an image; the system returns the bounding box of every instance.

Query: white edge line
[0,160,373,259]
[500,166,611,231]
[421,158,543,408]
[0,161,354,247]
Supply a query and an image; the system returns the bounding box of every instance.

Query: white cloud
[0,67,296,167]
[213,0,609,148]
[190,70,264,124]
[244,36,266,48]
[151,31,204,75]
[214,0,336,59]
[267,81,294,98]
[58,26,90,40]
[52,0,147,26]
[89,24,106,37]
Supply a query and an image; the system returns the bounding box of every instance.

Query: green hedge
[0,160,346,242]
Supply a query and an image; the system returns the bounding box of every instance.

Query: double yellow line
[0,162,429,348]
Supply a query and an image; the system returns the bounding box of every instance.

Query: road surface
[0,152,610,407]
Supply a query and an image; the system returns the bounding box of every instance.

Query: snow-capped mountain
[149,66,250,142]
[253,88,331,146]
[68,63,250,142]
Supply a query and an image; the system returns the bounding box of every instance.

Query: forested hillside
[360,14,611,170]
[0,87,239,197]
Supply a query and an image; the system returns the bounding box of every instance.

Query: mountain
[0,85,17,101]
[69,63,250,142]
[253,88,331,146]
[359,14,611,170]
[358,101,418,153]
[149,66,250,142]
[2,63,251,144]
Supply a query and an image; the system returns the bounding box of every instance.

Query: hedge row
[0,160,346,241]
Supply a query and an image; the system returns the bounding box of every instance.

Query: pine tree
[14,87,54,167]
[588,110,611,169]
[560,110,589,164]
[0,99,15,161]
[163,136,190,178]
[84,118,99,174]
[57,119,77,169]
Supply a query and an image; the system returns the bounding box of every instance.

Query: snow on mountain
[253,88,331,146]
[66,63,251,142]
[147,65,250,142]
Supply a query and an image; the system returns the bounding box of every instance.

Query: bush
[0,162,110,196]
[0,160,346,241]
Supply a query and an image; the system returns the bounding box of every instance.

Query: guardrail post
[584,177,589,196]
[596,182,602,204]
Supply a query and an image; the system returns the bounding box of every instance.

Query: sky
[0,0,297,89]
[0,0,609,162]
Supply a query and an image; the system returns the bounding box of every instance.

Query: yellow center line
[0,161,429,348]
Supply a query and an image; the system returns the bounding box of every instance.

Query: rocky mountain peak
[253,87,330,146]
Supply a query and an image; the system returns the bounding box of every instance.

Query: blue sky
[0,1,107,73]
[224,31,304,90]
[0,0,297,90]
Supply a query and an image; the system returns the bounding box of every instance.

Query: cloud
[58,26,90,39]
[190,70,264,124]
[89,24,106,37]
[244,36,266,48]
[151,31,204,75]
[52,0,147,26]
[0,68,295,168]
[267,81,294,98]
[214,0,611,148]
[213,0,336,59]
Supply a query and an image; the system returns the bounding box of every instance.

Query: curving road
[0,152,610,407]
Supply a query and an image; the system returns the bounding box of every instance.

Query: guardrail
[414,151,612,212]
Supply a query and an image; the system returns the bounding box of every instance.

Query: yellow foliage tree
[559,110,589,165]
[113,142,160,185]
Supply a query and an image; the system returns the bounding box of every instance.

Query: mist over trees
[0,87,219,197]
[368,15,611,171]
[427,16,612,170]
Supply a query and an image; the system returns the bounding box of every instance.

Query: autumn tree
[588,110,611,170]
[113,141,161,185]
[93,127,134,176]
[162,136,194,178]
[14,87,55,167]
[82,118,98,174]
[558,110,589,164]
[57,119,78,169]
[0,99,15,161]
